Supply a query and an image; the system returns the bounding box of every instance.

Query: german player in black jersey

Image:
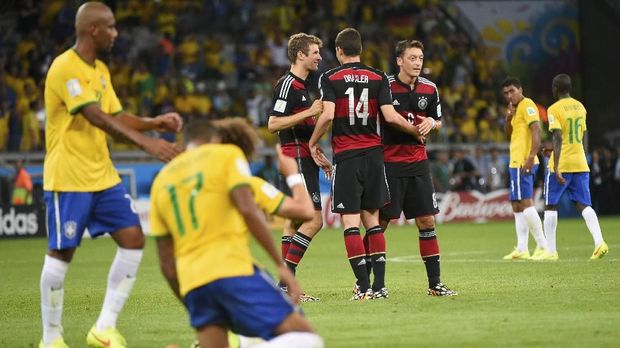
[268,33,325,302]
[379,40,457,296]
[309,28,422,300]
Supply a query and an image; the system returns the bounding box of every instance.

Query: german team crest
[312,192,321,204]
[418,96,428,110]
[64,221,77,239]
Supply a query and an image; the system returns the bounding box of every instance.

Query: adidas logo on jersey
[392,99,400,106]
[336,203,345,209]
[302,95,307,101]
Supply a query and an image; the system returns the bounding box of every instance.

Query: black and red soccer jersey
[270,72,317,158]
[382,75,442,175]
[319,62,393,163]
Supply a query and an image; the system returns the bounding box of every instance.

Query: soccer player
[151,121,323,348]
[501,77,552,260]
[379,40,457,296]
[268,33,324,301]
[39,3,182,348]
[543,74,609,259]
[309,28,422,300]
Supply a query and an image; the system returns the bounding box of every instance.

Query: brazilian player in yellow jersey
[501,77,551,261]
[542,74,608,260]
[152,121,323,348]
[39,3,182,348]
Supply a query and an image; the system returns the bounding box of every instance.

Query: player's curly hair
[212,117,259,160]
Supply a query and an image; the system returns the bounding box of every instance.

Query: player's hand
[307,100,323,118]
[310,144,331,169]
[154,112,183,132]
[506,102,515,120]
[416,115,434,135]
[521,156,535,176]
[416,134,426,144]
[275,144,299,177]
[278,263,302,304]
[140,136,181,163]
[555,172,566,185]
[322,164,334,180]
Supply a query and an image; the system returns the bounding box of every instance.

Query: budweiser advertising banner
[0,204,47,238]
[436,190,514,223]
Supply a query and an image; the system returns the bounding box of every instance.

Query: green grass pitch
[1,217,619,347]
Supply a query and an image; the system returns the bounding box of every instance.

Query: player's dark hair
[212,117,259,160]
[288,33,323,64]
[501,76,521,89]
[335,28,362,56]
[184,119,218,143]
[552,74,571,94]
[395,40,424,58]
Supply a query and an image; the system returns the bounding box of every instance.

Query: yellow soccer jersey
[509,97,540,168]
[150,144,255,296]
[547,98,589,173]
[44,49,122,191]
[249,176,285,215]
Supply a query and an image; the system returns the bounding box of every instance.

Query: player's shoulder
[322,64,345,78]
[521,97,537,107]
[47,50,74,76]
[418,76,438,91]
[275,73,294,89]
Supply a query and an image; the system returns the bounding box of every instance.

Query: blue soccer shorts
[544,170,592,206]
[44,183,141,250]
[184,266,295,340]
[509,165,538,201]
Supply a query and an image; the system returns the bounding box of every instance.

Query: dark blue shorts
[509,165,538,201]
[183,266,295,340]
[44,183,141,250]
[544,171,591,206]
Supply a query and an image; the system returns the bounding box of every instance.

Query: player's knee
[275,312,315,334]
[113,227,145,249]
[48,248,76,263]
[416,216,435,230]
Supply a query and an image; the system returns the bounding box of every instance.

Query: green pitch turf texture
[1,218,619,347]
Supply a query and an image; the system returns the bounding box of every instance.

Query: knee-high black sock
[367,225,386,291]
[344,227,371,292]
[419,228,441,287]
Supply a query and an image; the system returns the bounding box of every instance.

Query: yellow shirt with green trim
[547,98,589,173]
[509,97,540,168]
[150,144,255,296]
[43,49,122,191]
[249,176,285,215]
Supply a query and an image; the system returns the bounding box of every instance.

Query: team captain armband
[286,174,304,188]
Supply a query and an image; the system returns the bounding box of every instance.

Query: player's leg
[570,173,608,259]
[284,159,323,281]
[360,209,386,297]
[518,165,551,259]
[332,159,372,298]
[86,184,144,347]
[377,174,406,280]
[40,191,92,348]
[543,169,564,259]
[196,325,229,348]
[504,168,530,259]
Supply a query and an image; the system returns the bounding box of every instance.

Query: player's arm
[230,186,303,303]
[308,101,334,170]
[274,145,314,220]
[268,100,322,133]
[504,103,514,139]
[81,104,180,162]
[416,88,443,133]
[522,121,541,173]
[155,236,182,302]
[381,104,422,136]
[116,111,183,133]
[551,129,562,173]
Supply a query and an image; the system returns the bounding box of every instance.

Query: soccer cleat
[39,337,69,348]
[427,283,458,297]
[548,251,559,260]
[530,248,555,261]
[502,248,530,260]
[86,325,127,348]
[590,241,609,260]
[372,288,389,299]
[351,288,373,301]
[299,293,320,302]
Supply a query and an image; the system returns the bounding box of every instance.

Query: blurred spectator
[11,159,32,205]
[487,147,508,191]
[256,154,279,186]
[451,148,480,191]
[431,150,451,193]
[590,148,604,212]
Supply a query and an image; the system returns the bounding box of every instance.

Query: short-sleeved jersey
[249,176,285,214]
[509,97,540,168]
[150,144,255,296]
[270,72,317,159]
[382,75,441,176]
[43,49,122,191]
[319,62,393,163]
[547,98,589,173]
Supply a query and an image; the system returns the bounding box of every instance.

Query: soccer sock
[281,236,292,260]
[582,206,604,247]
[40,255,69,344]
[259,332,324,348]
[419,228,441,288]
[514,212,529,252]
[96,248,143,331]
[367,225,387,291]
[285,232,312,275]
[362,232,372,278]
[344,227,370,292]
[544,210,558,253]
[523,206,548,250]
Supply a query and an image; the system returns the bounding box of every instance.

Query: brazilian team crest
[64,221,77,239]
[418,97,428,110]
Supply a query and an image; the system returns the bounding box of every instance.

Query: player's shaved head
[75,2,113,34]
[552,74,571,95]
